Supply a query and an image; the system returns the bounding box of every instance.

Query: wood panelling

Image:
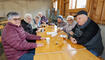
[101,1,105,24]
[58,0,90,17]
[52,0,105,24]
[58,0,65,16]
[89,0,105,24]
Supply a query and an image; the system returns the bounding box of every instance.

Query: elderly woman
[33,16,41,28]
[21,13,34,34]
[2,12,45,60]
[38,12,48,24]
[57,15,67,28]
[62,15,77,33]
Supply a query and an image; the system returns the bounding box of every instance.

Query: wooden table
[34,25,100,60]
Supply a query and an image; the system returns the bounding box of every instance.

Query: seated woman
[62,15,77,33]
[38,12,48,24]
[33,16,41,28]
[21,13,34,34]
[57,15,67,28]
[32,16,41,33]
[2,12,45,60]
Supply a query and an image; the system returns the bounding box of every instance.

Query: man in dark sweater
[69,10,104,56]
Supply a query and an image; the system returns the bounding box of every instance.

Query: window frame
[68,0,90,12]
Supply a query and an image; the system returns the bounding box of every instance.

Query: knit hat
[57,15,64,21]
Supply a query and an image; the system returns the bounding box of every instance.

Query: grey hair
[7,12,20,20]
[24,13,32,19]
[38,12,43,15]
[35,16,41,21]
[24,13,32,22]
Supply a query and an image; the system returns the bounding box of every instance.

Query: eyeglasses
[13,18,21,21]
[67,19,73,21]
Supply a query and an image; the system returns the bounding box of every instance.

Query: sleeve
[62,24,67,33]
[74,25,99,45]
[5,30,37,50]
[25,32,41,40]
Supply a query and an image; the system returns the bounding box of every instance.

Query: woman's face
[38,14,42,17]
[35,17,39,22]
[10,16,21,26]
[67,18,73,24]
[57,18,62,23]
[26,16,32,23]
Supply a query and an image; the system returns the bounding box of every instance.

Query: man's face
[11,16,21,26]
[76,14,87,26]
[57,18,62,23]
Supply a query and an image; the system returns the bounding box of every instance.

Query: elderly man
[69,10,104,56]
[2,12,45,60]
[38,12,48,24]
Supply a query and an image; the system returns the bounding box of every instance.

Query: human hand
[41,37,46,40]
[70,37,77,44]
[37,43,44,47]
[69,31,74,35]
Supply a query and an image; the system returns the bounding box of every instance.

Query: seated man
[57,15,67,28]
[69,10,104,56]
[38,12,48,24]
[2,12,45,60]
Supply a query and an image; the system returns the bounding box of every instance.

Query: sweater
[1,22,41,60]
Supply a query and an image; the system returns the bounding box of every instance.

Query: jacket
[2,22,41,60]
[72,18,104,56]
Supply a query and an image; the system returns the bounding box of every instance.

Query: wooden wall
[89,0,105,24]
[0,0,51,18]
[54,0,105,24]
[57,0,91,17]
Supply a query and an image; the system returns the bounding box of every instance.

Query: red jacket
[2,22,41,60]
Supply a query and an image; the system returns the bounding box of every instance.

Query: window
[69,0,87,9]
[53,1,58,11]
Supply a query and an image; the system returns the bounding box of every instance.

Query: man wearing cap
[69,10,104,56]
[57,15,67,28]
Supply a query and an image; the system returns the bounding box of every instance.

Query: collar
[8,22,21,27]
[78,18,91,29]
